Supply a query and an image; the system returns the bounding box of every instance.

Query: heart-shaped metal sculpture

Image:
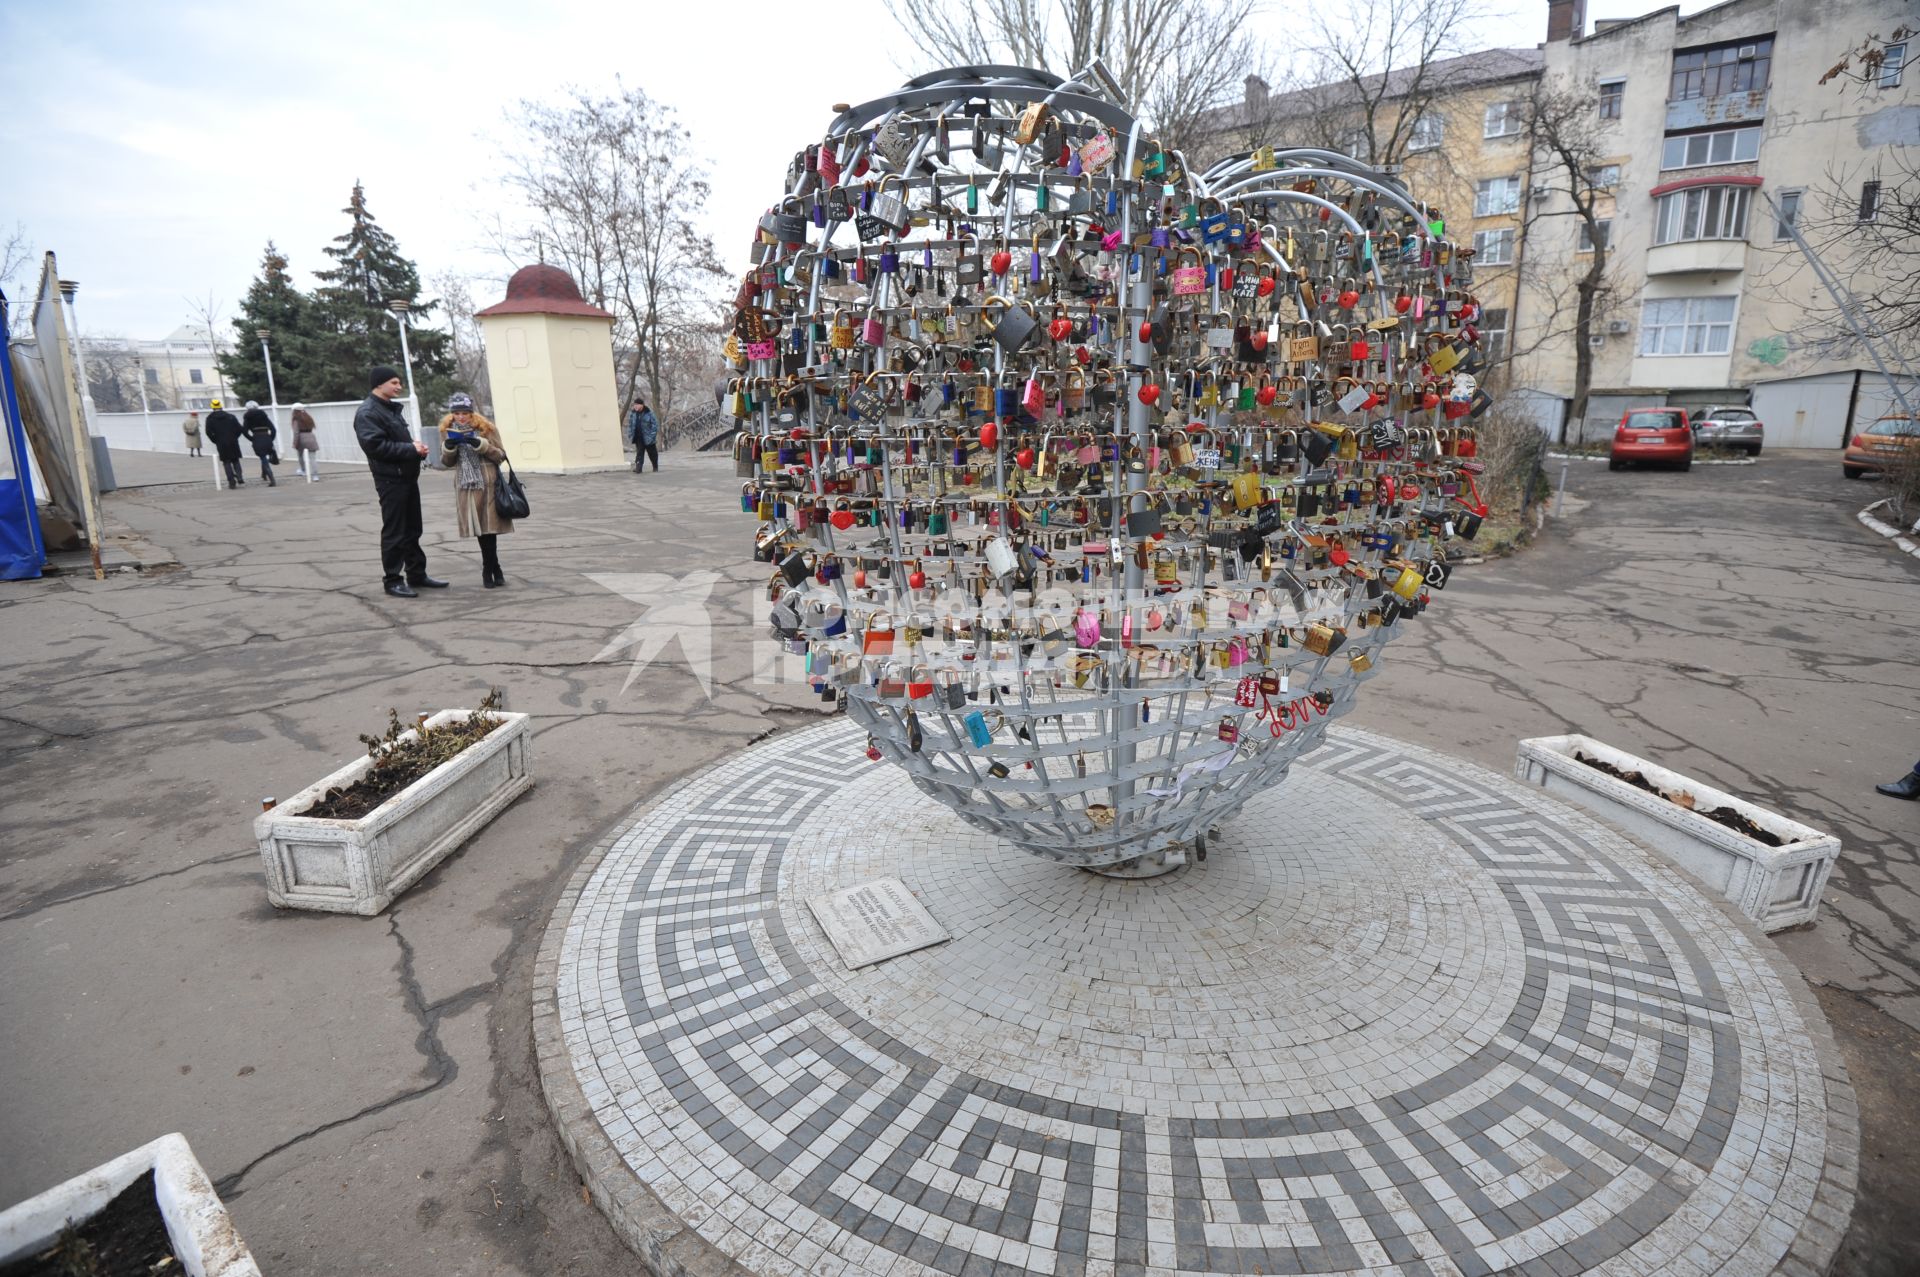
[734,66,1493,874]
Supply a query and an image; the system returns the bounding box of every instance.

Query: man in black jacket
[241,401,278,486]
[353,367,445,597]
[203,399,245,488]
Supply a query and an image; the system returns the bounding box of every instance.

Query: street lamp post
[386,299,418,419]
[256,328,280,428]
[134,354,154,449]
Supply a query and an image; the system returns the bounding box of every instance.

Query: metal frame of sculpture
[731,64,1496,874]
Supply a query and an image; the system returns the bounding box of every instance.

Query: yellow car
[1843,415,1920,479]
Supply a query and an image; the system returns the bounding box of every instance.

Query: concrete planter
[0,1133,260,1276]
[255,709,533,916]
[1515,734,1839,932]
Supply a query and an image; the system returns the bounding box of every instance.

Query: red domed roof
[475,264,614,319]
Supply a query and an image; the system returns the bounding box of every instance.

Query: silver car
[1691,404,1765,455]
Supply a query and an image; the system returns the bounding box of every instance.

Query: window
[1472,228,1514,265]
[144,367,159,385]
[1773,189,1802,241]
[1880,42,1905,88]
[1483,101,1523,138]
[1409,112,1445,151]
[1660,126,1762,170]
[1585,164,1621,190]
[1578,218,1613,252]
[1639,296,1737,355]
[1670,38,1774,101]
[1474,176,1522,216]
[1654,185,1751,243]
[1337,126,1372,161]
[1859,179,1881,222]
[1598,79,1625,120]
[189,368,204,384]
[1480,307,1509,363]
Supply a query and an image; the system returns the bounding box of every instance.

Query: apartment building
[1514,0,1917,443]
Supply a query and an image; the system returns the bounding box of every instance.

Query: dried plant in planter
[301,690,506,821]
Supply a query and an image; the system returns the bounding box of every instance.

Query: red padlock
[1015,446,1037,470]
[1339,286,1361,308]
[829,509,856,530]
[1350,338,1371,361]
[1049,314,1073,342]
[979,420,999,448]
[1257,273,1277,297]
[1249,330,1269,353]
[990,248,1012,276]
[1138,382,1162,407]
[1138,319,1155,342]
[1394,293,1413,314]
[908,566,927,589]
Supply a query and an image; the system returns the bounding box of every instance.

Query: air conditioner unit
[1737,44,1758,60]
[1531,185,1553,201]
[1587,334,1608,349]
[1607,319,1632,334]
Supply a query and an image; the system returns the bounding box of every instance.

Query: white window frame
[1880,42,1905,88]
[1483,101,1523,139]
[1585,164,1621,190]
[1474,176,1522,217]
[1653,185,1752,244]
[1408,112,1445,152]
[1578,218,1612,252]
[189,368,204,384]
[1598,78,1626,120]
[1660,126,1762,171]
[1480,307,1509,362]
[1472,228,1515,265]
[1639,296,1737,356]
[1773,188,1802,241]
[1337,126,1373,161]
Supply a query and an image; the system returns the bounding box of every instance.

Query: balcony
[1667,90,1768,131]
[1646,240,1747,275]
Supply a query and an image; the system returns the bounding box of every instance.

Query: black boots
[483,567,504,588]
[1876,771,1920,800]
[384,581,418,598]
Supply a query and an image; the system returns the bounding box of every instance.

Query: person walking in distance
[438,392,513,587]
[290,404,320,482]
[242,400,279,486]
[204,399,245,488]
[182,411,202,457]
[627,396,659,473]
[354,367,446,598]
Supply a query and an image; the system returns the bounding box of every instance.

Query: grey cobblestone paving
[535,722,1856,1277]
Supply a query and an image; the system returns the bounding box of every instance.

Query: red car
[1609,407,1694,471]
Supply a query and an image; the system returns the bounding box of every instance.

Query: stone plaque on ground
[807,877,948,969]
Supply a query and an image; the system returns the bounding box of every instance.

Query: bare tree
[1520,77,1624,440]
[1259,0,1495,168]
[887,0,1271,157]
[495,83,729,426]
[182,292,230,404]
[81,337,144,413]
[2,222,33,338]
[431,269,493,409]
[1820,24,1917,89]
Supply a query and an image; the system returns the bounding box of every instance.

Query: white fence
[93,401,423,466]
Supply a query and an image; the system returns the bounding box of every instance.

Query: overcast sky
[2,0,1713,341]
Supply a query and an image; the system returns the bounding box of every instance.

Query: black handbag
[494,456,530,520]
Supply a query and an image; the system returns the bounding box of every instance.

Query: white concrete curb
[1546,452,1758,466]
[1857,499,1920,559]
[0,1133,260,1276]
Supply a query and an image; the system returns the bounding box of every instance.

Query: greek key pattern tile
[550,722,1847,1277]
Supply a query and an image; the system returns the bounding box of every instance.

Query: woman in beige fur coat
[437,392,513,587]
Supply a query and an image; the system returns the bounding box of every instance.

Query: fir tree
[219,242,314,404]
[306,182,454,408]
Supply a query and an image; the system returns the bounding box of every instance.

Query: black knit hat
[370,365,401,389]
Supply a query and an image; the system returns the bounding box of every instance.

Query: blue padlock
[964,710,992,749]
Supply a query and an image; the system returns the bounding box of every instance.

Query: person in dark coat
[203,399,246,488]
[353,366,444,598]
[241,401,278,486]
[626,396,659,472]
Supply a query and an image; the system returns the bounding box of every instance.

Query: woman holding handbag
[437,392,514,587]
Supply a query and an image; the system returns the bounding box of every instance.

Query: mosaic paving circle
[537,722,1856,1277]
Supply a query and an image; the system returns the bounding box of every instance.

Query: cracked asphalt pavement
[0,446,1914,1275]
